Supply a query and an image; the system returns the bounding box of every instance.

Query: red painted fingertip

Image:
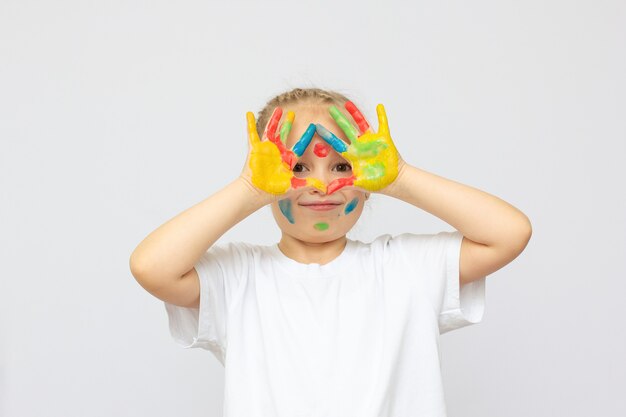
[265,107,283,139]
[345,101,370,134]
[291,177,307,189]
[326,176,355,195]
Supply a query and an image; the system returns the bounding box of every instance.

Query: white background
[1,1,624,416]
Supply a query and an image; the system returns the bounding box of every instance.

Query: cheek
[275,195,363,232]
[343,197,359,215]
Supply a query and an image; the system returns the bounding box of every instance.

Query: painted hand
[245,107,327,195]
[315,102,402,194]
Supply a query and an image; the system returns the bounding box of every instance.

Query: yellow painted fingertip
[246,112,261,144]
[376,104,390,135]
[306,177,327,194]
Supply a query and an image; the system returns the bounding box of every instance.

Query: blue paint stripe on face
[278,198,295,224]
[344,197,359,215]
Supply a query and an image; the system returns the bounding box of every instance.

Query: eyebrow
[296,155,350,165]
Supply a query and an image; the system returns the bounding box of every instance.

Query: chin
[295,228,349,243]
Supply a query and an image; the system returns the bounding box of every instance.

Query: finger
[345,101,371,134]
[279,111,295,144]
[290,176,327,194]
[246,112,261,146]
[262,107,283,141]
[315,123,348,153]
[327,176,356,195]
[376,104,390,136]
[267,128,298,169]
[305,177,327,194]
[291,123,316,157]
[329,105,359,142]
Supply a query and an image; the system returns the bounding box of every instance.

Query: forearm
[130,177,269,285]
[380,163,532,248]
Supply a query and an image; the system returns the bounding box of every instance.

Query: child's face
[268,104,368,243]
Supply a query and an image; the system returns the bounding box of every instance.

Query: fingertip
[246,112,261,143]
[376,104,389,131]
[304,123,316,136]
[329,105,341,119]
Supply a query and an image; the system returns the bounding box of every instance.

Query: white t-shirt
[164,230,486,417]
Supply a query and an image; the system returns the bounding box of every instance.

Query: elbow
[522,215,533,242]
[510,215,532,255]
[129,250,156,284]
[129,250,145,280]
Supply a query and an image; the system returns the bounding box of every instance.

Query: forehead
[282,104,351,148]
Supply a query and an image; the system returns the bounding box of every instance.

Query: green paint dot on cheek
[313,222,329,231]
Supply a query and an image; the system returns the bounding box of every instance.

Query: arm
[129,178,270,305]
[129,107,319,307]
[380,163,532,285]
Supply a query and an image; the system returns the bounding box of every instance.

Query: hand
[241,107,328,200]
[315,102,405,194]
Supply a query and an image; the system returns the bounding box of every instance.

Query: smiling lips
[299,200,342,211]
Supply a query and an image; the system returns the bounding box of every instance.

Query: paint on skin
[315,124,348,153]
[247,109,327,195]
[314,222,329,231]
[362,161,386,180]
[352,140,388,158]
[314,142,330,158]
[278,199,295,224]
[316,103,400,193]
[327,176,355,195]
[345,101,370,133]
[329,106,359,142]
[291,124,316,157]
[291,176,327,193]
[344,198,359,215]
[279,111,295,144]
[247,111,294,195]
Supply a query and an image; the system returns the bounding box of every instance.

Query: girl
[130,88,532,417]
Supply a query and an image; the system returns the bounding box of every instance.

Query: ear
[365,193,370,200]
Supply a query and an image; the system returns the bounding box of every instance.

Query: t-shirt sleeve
[387,230,487,334]
[435,230,486,334]
[163,242,248,362]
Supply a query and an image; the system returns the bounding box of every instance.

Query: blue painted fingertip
[291,123,316,157]
[315,124,348,153]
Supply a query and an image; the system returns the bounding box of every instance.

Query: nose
[310,166,332,184]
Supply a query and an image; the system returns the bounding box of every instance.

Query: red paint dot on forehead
[313,142,330,158]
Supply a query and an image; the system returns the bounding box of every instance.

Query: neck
[278,234,348,265]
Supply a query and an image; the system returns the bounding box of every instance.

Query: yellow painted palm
[246,108,326,195]
[315,102,400,194]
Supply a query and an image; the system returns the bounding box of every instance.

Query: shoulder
[353,230,461,253]
[200,241,264,268]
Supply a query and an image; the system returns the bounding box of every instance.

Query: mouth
[298,201,342,211]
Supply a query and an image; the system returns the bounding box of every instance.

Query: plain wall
[1,0,624,416]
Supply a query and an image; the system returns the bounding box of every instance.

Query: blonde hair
[258,88,373,215]
[256,87,353,134]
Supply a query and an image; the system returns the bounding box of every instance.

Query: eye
[334,163,352,172]
[293,163,306,173]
